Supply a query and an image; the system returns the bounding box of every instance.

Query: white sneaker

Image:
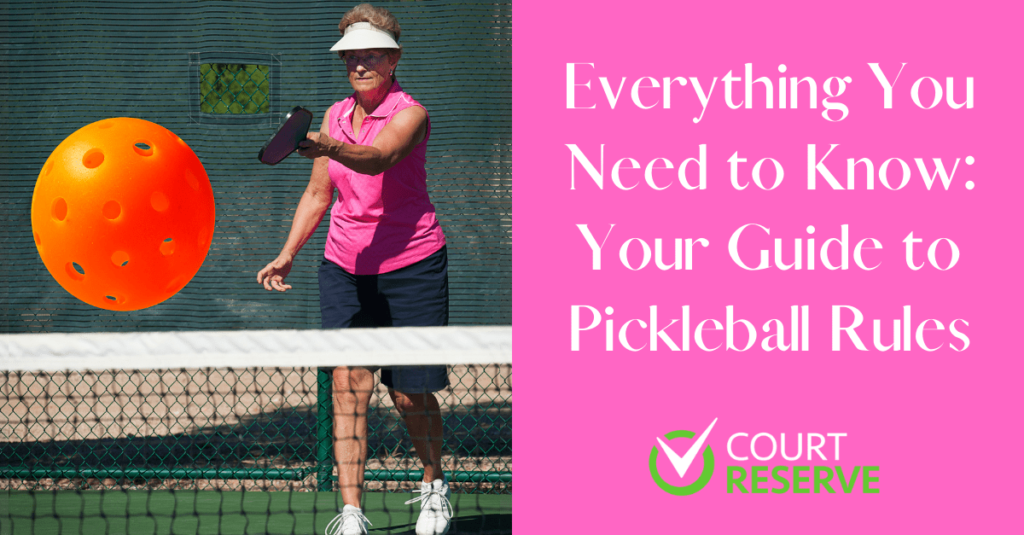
[406,478,453,535]
[325,504,372,535]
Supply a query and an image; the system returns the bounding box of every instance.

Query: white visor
[330,22,400,52]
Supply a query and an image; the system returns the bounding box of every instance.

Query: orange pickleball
[31,117,215,311]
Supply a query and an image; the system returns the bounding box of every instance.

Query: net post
[316,367,334,492]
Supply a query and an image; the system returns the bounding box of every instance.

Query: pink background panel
[513,1,1022,533]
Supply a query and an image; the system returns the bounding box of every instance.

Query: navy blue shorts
[318,246,449,393]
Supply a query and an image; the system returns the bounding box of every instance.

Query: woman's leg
[375,247,450,481]
[389,389,444,482]
[332,366,376,507]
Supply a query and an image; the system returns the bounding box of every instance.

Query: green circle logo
[649,429,716,495]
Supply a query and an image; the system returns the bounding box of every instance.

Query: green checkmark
[649,429,716,495]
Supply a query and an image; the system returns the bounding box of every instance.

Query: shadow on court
[1,401,511,475]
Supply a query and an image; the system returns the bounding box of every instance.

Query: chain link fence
[0,365,511,494]
[199,63,271,115]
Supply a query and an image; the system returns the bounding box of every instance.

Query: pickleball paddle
[257,106,314,165]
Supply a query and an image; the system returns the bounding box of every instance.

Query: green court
[0,490,510,535]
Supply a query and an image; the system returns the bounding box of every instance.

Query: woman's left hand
[297,132,338,160]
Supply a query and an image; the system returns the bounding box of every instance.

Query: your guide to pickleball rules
[563,62,978,354]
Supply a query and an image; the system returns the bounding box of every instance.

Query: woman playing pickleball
[256,4,451,535]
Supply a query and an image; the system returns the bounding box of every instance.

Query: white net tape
[0,326,512,371]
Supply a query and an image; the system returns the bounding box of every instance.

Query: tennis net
[0,326,511,535]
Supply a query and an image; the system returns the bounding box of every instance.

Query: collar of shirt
[336,81,405,142]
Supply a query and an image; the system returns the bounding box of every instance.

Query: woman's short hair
[338,4,401,42]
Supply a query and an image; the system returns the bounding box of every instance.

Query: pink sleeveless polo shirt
[324,83,446,275]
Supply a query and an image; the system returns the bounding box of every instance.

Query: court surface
[0,490,511,535]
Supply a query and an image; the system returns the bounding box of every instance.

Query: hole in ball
[44,160,54,176]
[66,262,85,281]
[165,276,185,293]
[51,198,68,221]
[150,191,170,212]
[83,149,105,169]
[198,226,212,248]
[102,200,121,219]
[111,251,130,267]
[34,233,41,247]
[160,238,175,256]
[105,295,119,303]
[97,121,114,130]
[185,170,200,191]
[133,141,153,157]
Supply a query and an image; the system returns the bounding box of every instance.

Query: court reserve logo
[649,418,717,495]
[650,420,880,495]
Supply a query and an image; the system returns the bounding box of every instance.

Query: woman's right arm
[256,109,335,292]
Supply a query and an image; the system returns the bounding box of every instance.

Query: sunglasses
[342,52,389,66]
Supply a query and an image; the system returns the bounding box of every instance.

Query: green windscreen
[0,1,512,333]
